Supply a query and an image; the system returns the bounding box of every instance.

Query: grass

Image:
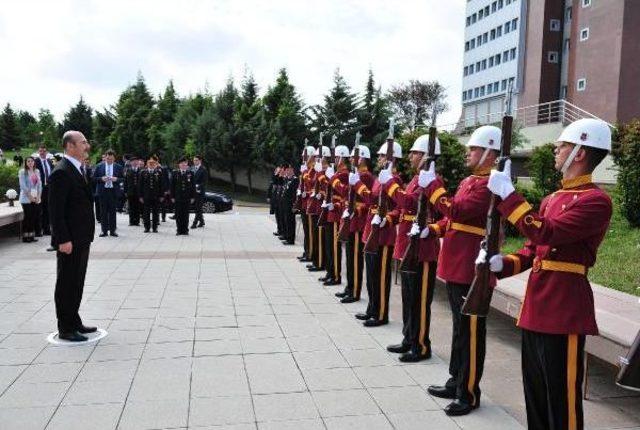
[501,199,640,296]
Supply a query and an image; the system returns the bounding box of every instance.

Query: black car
[124,191,233,214]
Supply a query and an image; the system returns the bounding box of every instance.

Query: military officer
[480,118,613,430]
[138,155,164,233]
[124,156,142,226]
[296,146,317,262]
[280,165,298,245]
[171,157,195,235]
[418,125,502,416]
[306,146,331,273]
[191,155,208,229]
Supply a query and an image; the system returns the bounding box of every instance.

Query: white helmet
[466,125,502,150]
[377,141,403,158]
[557,118,611,151]
[334,145,350,158]
[410,134,441,155]
[314,146,331,157]
[302,146,316,157]
[351,145,371,159]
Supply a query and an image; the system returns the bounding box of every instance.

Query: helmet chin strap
[561,144,582,174]
[477,148,491,167]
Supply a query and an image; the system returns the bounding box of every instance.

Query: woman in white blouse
[18,156,42,242]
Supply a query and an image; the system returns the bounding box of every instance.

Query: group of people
[268,165,299,245]
[273,118,612,430]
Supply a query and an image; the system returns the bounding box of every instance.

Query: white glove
[378,168,393,185]
[348,172,360,186]
[408,223,420,236]
[488,159,515,200]
[296,189,302,197]
[475,249,504,272]
[301,191,307,198]
[300,165,307,173]
[371,214,387,228]
[321,202,328,208]
[326,203,334,211]
[342,209,350,219]
[314,162,322,173]
[315,193,323,200]
[420,227,429,239]
[418,161,436,188]
[309,192,315,199]
[325,166,335,179]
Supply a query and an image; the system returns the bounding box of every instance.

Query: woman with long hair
[18,156,43,242]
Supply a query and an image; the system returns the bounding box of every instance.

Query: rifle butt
[363,227,380,254]
[461,265,493,317]
[337,219,351,242]
[398,240,420,274]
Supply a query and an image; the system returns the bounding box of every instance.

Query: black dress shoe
[308,267,324,272]
[444,399,477,416]
[306,264,316,269]
[355,313,371,321]
[387,343,411,354]
[144,229,150,233]
[197,223,204,228]
[191,224,198,229]
[363,318,388,327]
[99,233,108,237]
[299,258,313,263]
[335,291,348,298]
[77,325,97,334]
[340,297,359,303]
[297,255,307,261]
[110,232,119,237]
[427,385,457,399]
[283,241,295,245]
[319,276,330,282]
[273,232,281,236]
[46,246,55,252]
[58,331,88,342]
[152,229,158,233]
[399,351,431,362]
[323,279,342,286]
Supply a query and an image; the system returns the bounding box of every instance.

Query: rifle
[338,132,361,242]
[313,132,324,200]
[293,138,309,213]
[318,134,336,226]
[399,124,438,274]
[364,118,395,254]
[461,86,514,316]
[616,328,640,392]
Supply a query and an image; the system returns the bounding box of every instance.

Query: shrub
[526,143,562,197]
[0,163,19,202]
[612,120,640,227]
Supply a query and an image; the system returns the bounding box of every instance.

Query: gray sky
[0,0,465,126]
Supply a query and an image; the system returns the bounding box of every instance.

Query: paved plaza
[0,207,638,429]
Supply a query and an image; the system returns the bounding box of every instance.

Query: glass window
[489,57,494,67]
[510,48,517,60]
[580,28,589,41]
[582,0,591,8]
[488,85,493,95]
[474,88,480,98]
[480,86,485,96]
[505,21,511,33]
[550,19,561,31]
[470,64,474,74]
[491,29,496,40]
[509,77,515,87]
[548,51,559,63]
[471,39,476,49]
[485,6,490,15]
[464,66,468,76]
[492,1,497,12]
[477,35,482,46]
[479,9,484,19]
[482,59,487,70]
[498,0,503,8]
[494,82,499,92]
[483,33,488,43]
[465,41,470,51]
[577,78,586,91]
[501,79,507,90]
[497,25,502,36]
[463,91,467,101]
[495,54,501,65]
[566,6,572,21]
[503,51,509,62]
[512,18,518,30]
[476,61,481,71]
[472,13,477,23]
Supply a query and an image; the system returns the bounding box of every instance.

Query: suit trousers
[193,193,204,226]
[54,243,90,332]
[522,329,585,430]
[128,195,141,225]
[302,213,311,258]
[323,222,341,281]
[345,231,364,299]
[37,185,50,235]
[99,189,118,233]
[310,215,324,269]
[445,281,487,407]
[400,262,437,356]
[364,245,394,322]
[143,199,160,231]
[175,200,190,234]
[283,206,296,242]
[21,203,40,236]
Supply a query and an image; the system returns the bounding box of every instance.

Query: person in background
[93,149,123,237]
[34,145,54,236]
[18,156,42,243]
[171,157,195,235]
[93,154,105,223]
[124,156,142,226]
[191,155,208,228]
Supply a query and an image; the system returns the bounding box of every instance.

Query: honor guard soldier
[296,146,316,262]
[333,145,373,303]
[321,144,350,286]
[138,156,164,233]
[352,141,402,327]
[280,165,298,245]
[380,134,441,362]
[480,118,613,430]
[124,156,142,226]
[419,125,502,416]
[171,157,195,235]
[306,146,331,273]
[191,155,208,229]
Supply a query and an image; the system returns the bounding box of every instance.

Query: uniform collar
[472,166,492,176]
[357,166,369,173]
[561,174,592,189]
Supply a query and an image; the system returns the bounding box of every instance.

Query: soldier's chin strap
[561,144,582,174]
[478,148,491,166]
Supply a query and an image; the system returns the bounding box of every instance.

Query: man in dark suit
[124,156,142,226]
[171,157,195,235]
[138,156,164,233]
[93,149,123,237]
[191,155,208,229]
[34,145,54,236]
[49,131,96,342]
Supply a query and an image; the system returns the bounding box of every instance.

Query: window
[501,79,507,90]
[479,8,484,19]
[463,91,467,101]
[564,38,571,52]
[465,41,470,51]
[477,35,482,46]
[566,6,572,21]
[464,66,469,76]
[493,82,499,92]
[481,59,487,70]
[490,29,496,40]
[548,51,559,63]
[505,21,511,33]
[492,1,497,12]
[469,64,474,74]
[495,54,502,65]
[468,90,473,99]
[582,0,591,7]
[484,6,490,16]
[479,86,485,97]
[512,18,518,31]
[488,85,493,95]
[506,0,511,4]
[498,0,503,8]
[483,33,488,43]
[510,48,517,60]
[580,28,589,41]
[474,88,480,98]
[503,51,509,62]
[472,13,477,23]
[509,77,515,88]
[497,25,502,37]
[470,39,476,49]
[550,19,561,31]
[466,16,471,26]
[489,57,495,67]
[577,78,586,91]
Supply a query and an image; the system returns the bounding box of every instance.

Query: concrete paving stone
[332,335,381,351]
[191,356,250,397]
[293,349,348,370]
[89,344,145,362]
[451,405,525,429]
[115,308,159,319]
[303,368,363,391]
[0,405,56,430]
[270,304,310,315]
[18,362,83,383]
[195,316,238,328]
[77,359,139,382]
[312,388,380,417]
[0,365,26,392]
[62,377,132,405]
[238,325,283,340]
[235,315,277,327]
[353,366,417,388]
[148,327,195,343]
[244,353,306,394]
[386,411,460,430]
[257,418,324,430]
[154,316,196,329]
[128,375,190,401]
[196,327,241,341]
[0,333,47,349]
[324,413,394,430]
[189,396,255,427]
[253,391,319,422]
[197,425,257,430]
[194,339,243,357]
[0,380,70,408]
[241,337,290,354]
[48,402,124,430]
[118,398,189,430]
[141,341,193,360]
[368,386,441,414]
[287,335,336,352]
[197,305,238,317]
[98,329,150,346]
[235,304,277,316]
[341,348,399,368]
[105,319,155,332]
[403,362,452,386]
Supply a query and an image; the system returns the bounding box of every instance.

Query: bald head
[62,130,90,159]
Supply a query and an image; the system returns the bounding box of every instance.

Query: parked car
[123,191,233,214]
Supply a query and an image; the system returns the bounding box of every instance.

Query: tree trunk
[247,168,253,194]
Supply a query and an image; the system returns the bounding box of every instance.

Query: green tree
[0,103,22,150]
[613,120,640,227]
[110,73,155,156]
[17,111,39,147]
[388,80,448,132]
[163,93,211,164]
[92,108,116,155]
[147,80,180,156]
[37,109,60,148]
[206,78,240,189]
[235,72,262,193]
[526,143,562,197]
[357,69,391,148]
[62,96,93,140]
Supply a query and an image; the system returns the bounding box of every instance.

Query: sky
[0,0,466,127]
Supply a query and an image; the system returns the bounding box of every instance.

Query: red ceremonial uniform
[496,174,612,335]
[328,169,349,223]
[303,169,317,215]
[332,169,374,234]
[355,175,401,246]
[384,176,440,262]
[307,170,325,216]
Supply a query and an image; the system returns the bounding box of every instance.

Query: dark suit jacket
[193,165,208,195]
[49,157,95,247]
[93,162,124,196]
[34,157,54,186]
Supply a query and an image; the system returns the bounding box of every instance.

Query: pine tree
[62,96,93,140]
[235,72,262,193]
[207,78,240,190]
[110,73,155,156]
[147,80,180,156]
[0,103,22,150]
[357,69,391,148]
[92,109,116,154]
[37,109,61,148]
[17,111,39,148]
[310,68,358,146]
[162,94,211,164]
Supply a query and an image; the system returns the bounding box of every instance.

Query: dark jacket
[34,157,54,186]
[171,169,195,202]
[93,162,124,196]
[193,165,208,195]
[124,167,141,197]
[49,157,95,247]
[138,168,165,201]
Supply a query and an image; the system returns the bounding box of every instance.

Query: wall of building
[617,1,640,123]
